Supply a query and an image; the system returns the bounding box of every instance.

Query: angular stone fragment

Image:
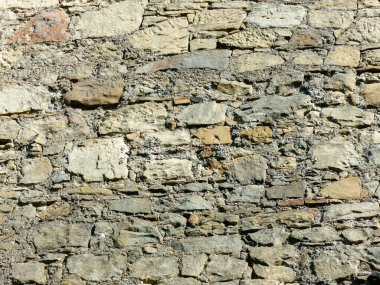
[20,157,52,184]
[177,102,227,126]
[67,254,126,281]
[240,126,273,144]
[0,119,21,143]
[109,198,152,214]
[11,10,69,44]
[290,226,341,243]
[313,252,359,280]
[229,185,265,203]
[233,155,268,185]
[66,138,129,182]
[319,177,367,200]
[74,1,147,39]
[248,228,289,246]
[325,46,360,67]
[144,129,191,146]
[129,257,179,281]
[174,195,212,211]
[308,10,354,29]
[64,80,124,107]
[0,86,50,115]
[246,3,306,28]
[117,230,160,247]
[292,50,324,65]
[217,79,253,96]
[361,83,380,107]
[312,137,359,170]
[99,103,167,134]
[323,202,380,221]
[143,159,193,181]
[190,38,217,51]
[136,50,231,73]
[266,181,306,200]
[129,18,189,55]
[0,0,58,8]
[267,70,304,95]
[33,222,92,252]
[342,228,372,244]
[363,49,380,66]
[194,9,246,31]
[194,126,232,145]
[173,235,243,254]
[12,262,46,285]
[181,254,208,277]
[324,106,370,125]
[206,255,248,282]
[337,18,380,44]
[236,95,311,122]
[219,28,276,49]
[253,265,296,283]
[235,53,284,72]
[324,71,356,92]
[249,245,298,266]
[241,209,318,230]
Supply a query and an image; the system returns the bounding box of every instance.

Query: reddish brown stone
[289,30,323,48]
[304,198,329,205]
[64,79,124,107]
[173,97,191,105]
[10,10,70,44]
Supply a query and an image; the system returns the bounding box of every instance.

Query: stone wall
[0,0,380,284]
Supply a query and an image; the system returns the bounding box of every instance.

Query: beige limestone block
[325,46,360,67]
[361,83,380,107]
[194,126,232,145]
[319,177,367,200]
[235,53,284,72]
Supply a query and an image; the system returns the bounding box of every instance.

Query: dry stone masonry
[0,0,380,284]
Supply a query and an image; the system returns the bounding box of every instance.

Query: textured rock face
[2,1,380,285]
[0,86,50,115]
[73,1,147,39]
[64,80,124,107]
[66,138,129,182]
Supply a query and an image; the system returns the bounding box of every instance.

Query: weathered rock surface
[337,18,380,44]
[249,245,298,266]
[217,79,253,96]
[219,28,276,49]
[194,9,246,31]
[181,254,208,277]
[233,155,268,184]
[322,106,374,127]
[143,159,193,181]
[319,177,367,200]
[32,222,92,252]
[0,86,50,115]
[64,80,124,107]
[266,181,306,200]
[248,228,289,246]
[361,83,380,107]
[20,157,52,184]
[74,1,147,39]
[177,102,227,126]
[66,138,129,182]
[206,255,248,282]
[229,185,265,203]
[144,129,191,146]
[129,18,189,55]
[11,10,69,44]
[109,198,152,214]
[129,257,179,281]
[246,3,306,28]
[253,265,296,283]
[12,262,46,285]
[291,226,341,243]
[99,103,167,134]
[173,235,243,254]
[136,50,231,73]
[194,126,232,145]
[323,202,380,221]
[312,137,359,170]
[309,10,354,29]
[66,254,126,281]
[241,209,318,230]
[235,53,284,72]
[313,251,360,280]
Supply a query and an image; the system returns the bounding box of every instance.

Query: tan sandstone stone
[319,177,368,200]
[194,126,232,145]
[235,53,284,72]
[240,126,273,144]
[325,46,360,67]
[361,83,380,107]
